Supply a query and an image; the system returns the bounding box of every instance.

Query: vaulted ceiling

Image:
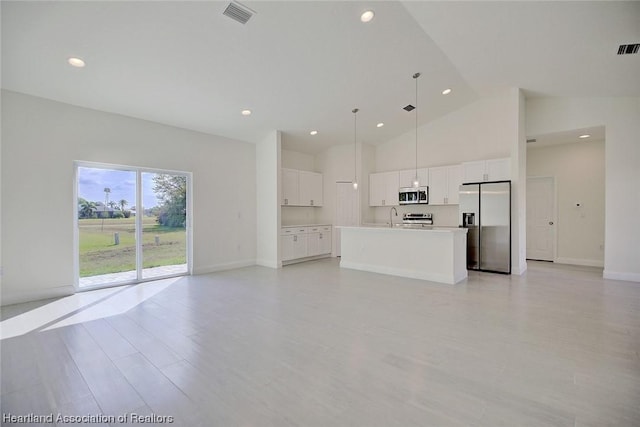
[2,1,638,154]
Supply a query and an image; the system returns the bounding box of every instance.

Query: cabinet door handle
[310,200,314,206]
[382,200,386,206]
[319,233,323,239]
[294,235,297,242]
[549,221,554,225]
[284,198,288,205]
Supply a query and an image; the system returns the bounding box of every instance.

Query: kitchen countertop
[281,223,332,228]
[339,225,465,233]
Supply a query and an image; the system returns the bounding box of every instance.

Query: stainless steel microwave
[399,187,428,205]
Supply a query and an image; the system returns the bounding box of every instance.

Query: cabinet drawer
[281,227,308,235]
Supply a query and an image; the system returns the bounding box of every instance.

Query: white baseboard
[282,254,331,266]
[340,260,466,285]
[193,259,256,275]
[512,262,528,276]
[1,285,75,306]
[555,257,604,268]
[603,270,640,283]
[255,259,280,269]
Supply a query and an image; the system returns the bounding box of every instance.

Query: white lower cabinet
[281,234,295,261]
[320,226,332,254]
[307,226,332,257]
[293,232,308,259]
[307,230,321,257]
[281,225,332,263]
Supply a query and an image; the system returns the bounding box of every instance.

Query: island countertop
[338,225,468,284]
[338,225,466,233]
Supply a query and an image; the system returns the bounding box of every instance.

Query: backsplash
[369,204,459,226]
[281,206,317,226]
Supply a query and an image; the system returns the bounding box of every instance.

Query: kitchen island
[338,226,468,284]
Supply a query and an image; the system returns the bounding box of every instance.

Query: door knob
[549,221,554,225]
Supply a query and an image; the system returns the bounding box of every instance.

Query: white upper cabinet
[281,169,323,207]
[369,173,385,207]
[446,164,462,205]
[282,168,300,206]
[461,160,486,183]
[398,168,428,188]
[369,171,399,206]
[299,171,323,206]
[428,164,461,205]
[486,158,511,182]
[428,167,447,205]
[462,157,510,183]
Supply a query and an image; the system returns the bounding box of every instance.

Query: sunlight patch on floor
[0,278,180,340]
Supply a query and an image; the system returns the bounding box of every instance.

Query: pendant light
[413,72,421,188]
[352,108,359,190]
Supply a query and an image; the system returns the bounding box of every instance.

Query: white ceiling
[2,1,639,154]
[405,1,640,98]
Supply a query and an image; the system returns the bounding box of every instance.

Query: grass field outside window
[79,216,186,277]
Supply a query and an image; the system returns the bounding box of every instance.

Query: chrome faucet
[389,207,398,227]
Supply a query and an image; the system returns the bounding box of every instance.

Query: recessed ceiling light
[360,10,375,23]
[68,57,85,68]
[241,109,252,116]
[579,134,591,139]
[442,88,452,95]
[376,123,384,128]
[310,130,318,136]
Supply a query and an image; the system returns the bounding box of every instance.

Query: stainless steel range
[401,213,433,227]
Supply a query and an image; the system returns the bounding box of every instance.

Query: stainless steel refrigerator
[459,181,511,274]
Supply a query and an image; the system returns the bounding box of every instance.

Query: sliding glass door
[141,172,188,279]
[75,163,190,289]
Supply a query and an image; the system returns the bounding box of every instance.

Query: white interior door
[526,177,555,261]
[335,182,359,256]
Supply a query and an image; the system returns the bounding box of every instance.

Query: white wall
[316,144,359,225]
[0,10,3,291]
[375,91,513,172]
[281,149,314,171]
[528,140,605,266]
[315,143,364,255]
[256,131,281,268]
[1,91,257,305]
[527,97,640,282]
[510,88,527,275]
[360,142,376,224]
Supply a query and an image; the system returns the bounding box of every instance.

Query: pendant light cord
[353,108,359,188]
[413,72,420,186]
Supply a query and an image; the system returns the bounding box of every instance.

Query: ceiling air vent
[617,44,639,55]
[223,2,254,25]
[526,138,537,143]
[403,104,415,112]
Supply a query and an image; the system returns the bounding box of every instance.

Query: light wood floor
[1,259,639,426]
